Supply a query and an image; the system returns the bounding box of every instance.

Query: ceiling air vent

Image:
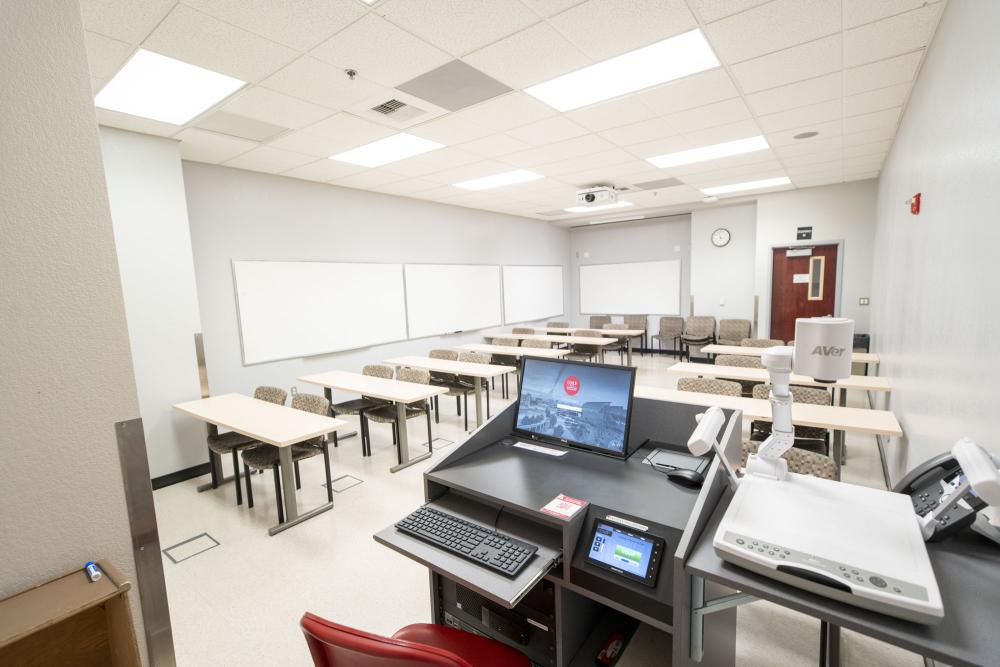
[371,99,407,115]
[370,98,427,123]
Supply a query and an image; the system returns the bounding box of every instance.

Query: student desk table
[173,393,347,535]
[701,344,880,373]
[298,370,448,473]
[454,343,569,359]
[482,333,616,362]
[490,329,644,365]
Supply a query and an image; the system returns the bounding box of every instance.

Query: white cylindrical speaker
[793,317,855,382]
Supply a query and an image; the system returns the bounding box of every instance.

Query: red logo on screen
[564,375,580,395]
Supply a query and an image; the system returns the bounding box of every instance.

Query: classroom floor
[153,353,924,666]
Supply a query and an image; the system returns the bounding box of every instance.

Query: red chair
[300,612,530,667]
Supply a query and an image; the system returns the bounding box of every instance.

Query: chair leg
[464,393,468,431]
[231,449,243,506]
[486,384,491,418]
[331,410,339,448]
[322,442,333,502]
[273,466,284,524]
[294,459,301,490]
[208,445,218,487]
[426,405,433,453]
[434,396,439,424]
[456,395,461,416]
[244,464,254,508]
[391,421,397,445]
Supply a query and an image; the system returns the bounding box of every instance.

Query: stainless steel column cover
[116,418,176,666]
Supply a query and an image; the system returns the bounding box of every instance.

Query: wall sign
[793,273,809,283]
[796,226,813,240]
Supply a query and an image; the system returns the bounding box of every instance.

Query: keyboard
[396,506,538,577]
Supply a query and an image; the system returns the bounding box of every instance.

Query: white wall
[1,1,146,661]
[182,162,570,440]
[871,0,1000,479]
[754,180,877,338]
[568,215,692,333]
[101,128,206,479]
[690,203,757,325]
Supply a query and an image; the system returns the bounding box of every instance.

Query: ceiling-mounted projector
[575,185,618,207]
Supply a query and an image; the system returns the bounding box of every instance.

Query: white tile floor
[154,354,925,666]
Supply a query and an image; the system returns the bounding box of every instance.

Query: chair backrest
[715,354,763,369]
[658,316,684,336]
[752,384,831,405]
[572,329,602,354]
[301,613,471,667]
[684,316,716,336]
[603,323,628,330]
[718,319,751,341]
[292,392,330,415]
[457,351,489,365]
[492,337,519,347]
[511,327,534,334]
[741,338,783,348]
[398,367,430,385]
[428,349,459,383]
[363,364,394,379]
[547,321,569,329]
[255,386,287,405]
[677,377,742,397]
[521,339,551,349]
[589,315,611,329]
[623,314,646,331]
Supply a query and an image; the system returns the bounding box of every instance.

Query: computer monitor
[514,357,636,458]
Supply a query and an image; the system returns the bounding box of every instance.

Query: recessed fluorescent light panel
[95,49,246,125]
[453,169,543,191]
[330,133,444,168]
[647,136,769,169]
[525,29,719,112]
[701,176,791,196]
[564,201,634,214]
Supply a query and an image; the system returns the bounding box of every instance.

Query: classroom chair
[623,314,648,356]
[491,337,520,398]
[680,316,717,361]
[589,314,611,329]
[427,349,475,431]
[741,337,784,347]
[602,323,629,364]
[241,393,333,522]
[458,351,491,419]
[300,612,530,667]
[511,327,534,334]
[715,353,764,396]
[566,329,603,362]
[330,364,393,457]
[547,321,569,329]
[750,383,833,457]
[364,367,434,457]
[206,385,287,507]
[652,316,684,356]
[718,319,751,346]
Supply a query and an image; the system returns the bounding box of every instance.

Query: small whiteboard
[405,264,502,338]
[503,265,563,324]
[233,260,408,365]
[579,260,681,314]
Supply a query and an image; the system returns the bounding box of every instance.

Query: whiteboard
[405,264,502,338]
[233,260,407,365]
[579,260,681,314]
[503,265,563,324]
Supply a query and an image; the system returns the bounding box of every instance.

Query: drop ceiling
[83,0,945,225]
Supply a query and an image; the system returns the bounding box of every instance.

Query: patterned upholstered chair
[521,339,552,349]
[652,316,684,356]
[364,367,434,455]
[547,321,571,338]
[427,349,476,430]
[458,351,493,420]
[566,329,603,362]
[241,393,333,522]
[741,440,839,481]
[750,383,833,456]
[680,316,717,361]
[547,321,569,329]
[589,315,611,329]
[741,338,784,348]
[715,354,763,396]
[330,364,393,457]
[677,377,742,396]
[491,337,520,398]
[718,319,751,346]
[623,314,648,356]
[512,327,534,334]
[602,323,629,364]
[207,385,287,506]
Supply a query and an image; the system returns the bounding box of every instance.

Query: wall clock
[711,228,731,247]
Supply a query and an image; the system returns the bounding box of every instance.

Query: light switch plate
[859,297,870,306]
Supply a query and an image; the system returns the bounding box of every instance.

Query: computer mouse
[666,468,704,488]
[500,437,517,446]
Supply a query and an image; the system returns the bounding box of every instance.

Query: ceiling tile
[705,0,841,64]
[757,99,842,133]
[464,22,591,90]
[844,3,942,68]
[408,113,497,145]
[332,168,406,189]
[96,108,178,137]
[844,50,923,95]
[520,0,587,18]
[503,134,615,168]
[537,148,638,176]
[453,92,556,134]
[843,83,910,117]
[548,0,697,60]
[744,73,841,116]
[600,118,679,148]
[376,0,539,56]
[682,119,763,146]
[624,135,695,160]
[844,152,886,169]
[637,68,738,116]
[662,97,752,134]
[781,149,844,168]
[79,0,175,44]
[506,116,589,146]
[261,56,387,109]
[371,178,441,196]
[311,14,452,88]
[182,0,367,51]
[684,162,786,187]
[267,130,351,158]
[222,87,333,129]
[383,147,483,178]
[730,34,842,93]
[224,146,315,173]
[766,118,842,147]
[845,0,937,29]
[842,125,896,146]
[566,96,655,132]
[143,4,298,82]
[842,139,892,157]
[773,135,842,157]
[666,149,779,177]
[459,134,534,157]
[844,171,878,182]
[175,128,257,163]
[281,159,364,182]
[792,173,844,187]
[84,31,133,80]
[687,0,772,23]
[302,112,397,145]
[843,107,901,134]
[195,111,288,142]
[425,159,519,185]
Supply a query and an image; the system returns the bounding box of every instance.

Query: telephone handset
[893,451,989,541]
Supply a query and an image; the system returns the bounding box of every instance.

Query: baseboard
[152,462,211,490]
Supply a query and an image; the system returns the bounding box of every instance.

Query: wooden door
[770,244,838,342]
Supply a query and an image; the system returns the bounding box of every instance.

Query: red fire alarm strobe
[908,192,921,214]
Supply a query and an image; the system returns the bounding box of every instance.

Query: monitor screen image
[515,358,635,456]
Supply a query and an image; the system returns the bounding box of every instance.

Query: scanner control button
[736,538,745,545]
[869,576,887,588]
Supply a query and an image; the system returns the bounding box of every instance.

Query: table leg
[390,400,432,473]
[599,347,606,363]
[473,377,484,429]
[197,450,228,492]
[835,388,847,465]
[626,337,634,366]
[819,621,841,667]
